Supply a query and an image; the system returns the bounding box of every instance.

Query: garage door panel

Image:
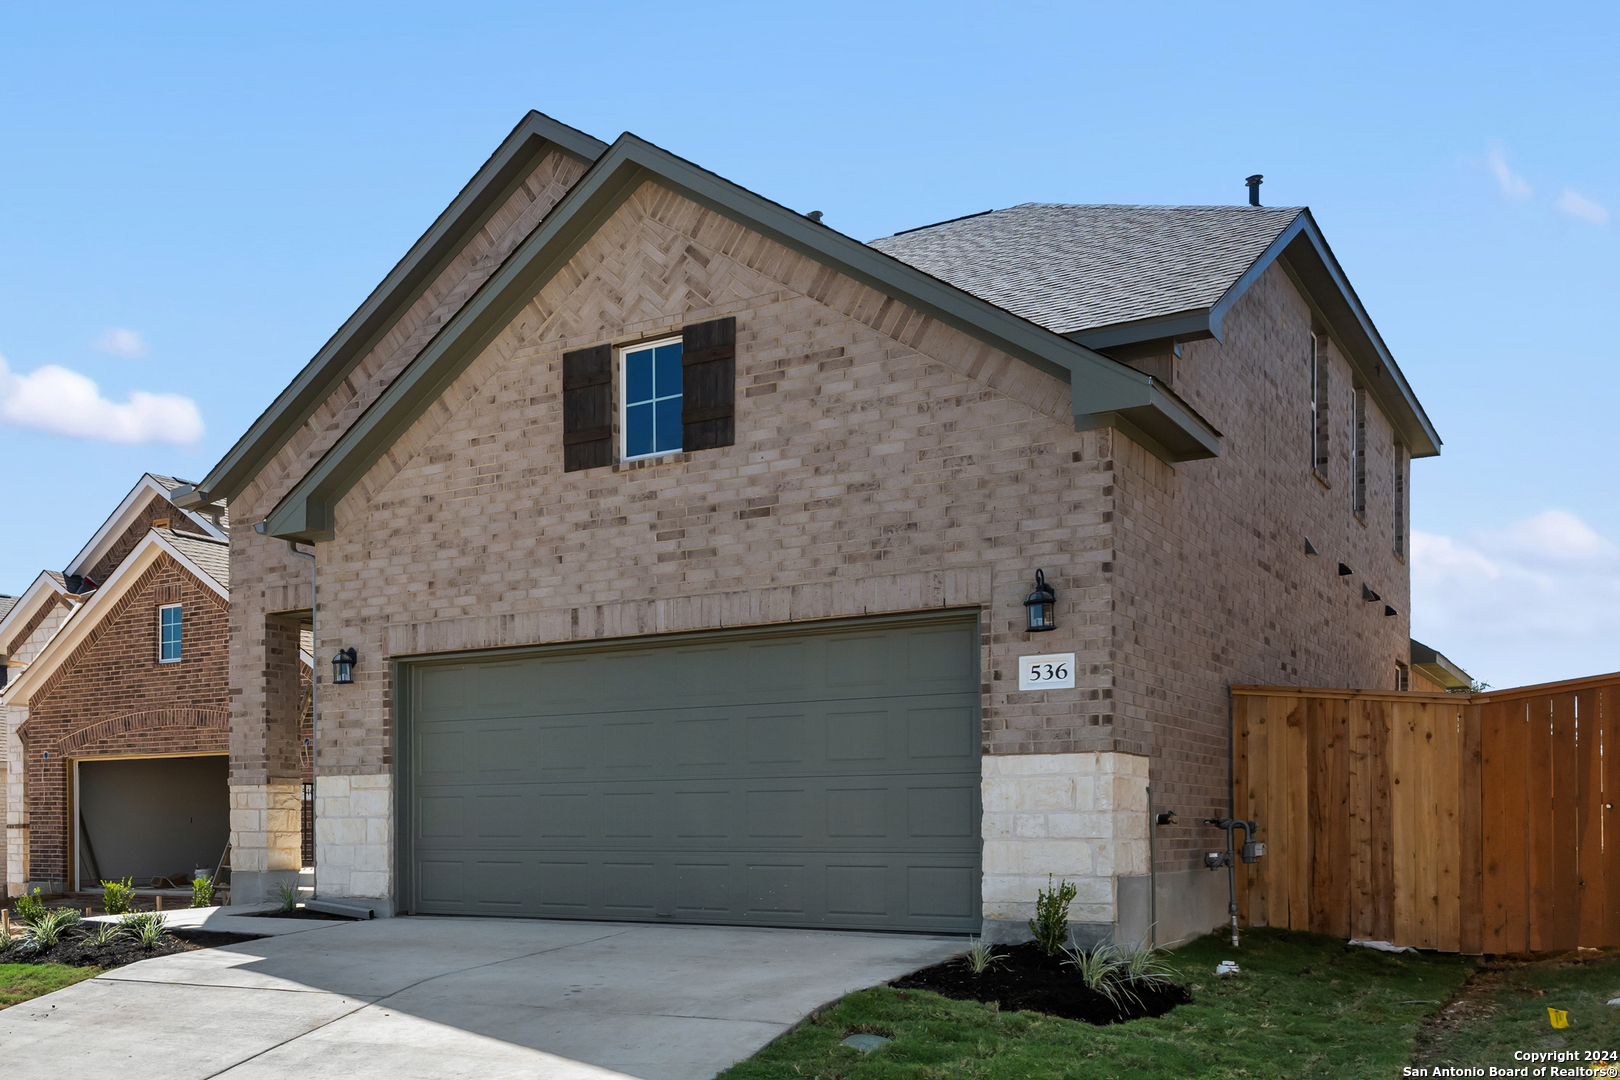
[408,615,980,932]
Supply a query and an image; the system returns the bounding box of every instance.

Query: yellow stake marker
[1548,1007,1570,1029]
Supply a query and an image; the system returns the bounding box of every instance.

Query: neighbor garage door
[401,614,981,932]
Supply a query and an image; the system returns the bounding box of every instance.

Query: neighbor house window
[159,603,182,662]
[1351,388,1367,519]
[621,337,684,460]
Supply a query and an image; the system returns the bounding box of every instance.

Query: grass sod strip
[719,928,1475,1080]
[0,962,100,1009]
[1416,950,1620,1072]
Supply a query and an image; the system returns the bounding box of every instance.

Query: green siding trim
[264,132,1222,542]
[183,112,608,509]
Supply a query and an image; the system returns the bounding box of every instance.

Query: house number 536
[1018,653,1076,691]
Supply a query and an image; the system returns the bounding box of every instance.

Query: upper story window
[1310,334,1330,480]
[1351,388,1367,520]
[621,337,684,460]
[561,317,737,473]
[1394,448,1408,558]
[159,603,182,662]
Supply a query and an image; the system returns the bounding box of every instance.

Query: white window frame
[619,335,685,462]
[158,603,183,663]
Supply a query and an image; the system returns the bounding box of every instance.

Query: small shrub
[101,876,135,915]
[119,911,168,948]
[86,921,123,948]
[1119,935,1180,993]
[26,907,83,949]
[1028,875,1078,956]
[191,875,216,908]
[274,880,299,912]
[12,887,48,926]
[1062,942,1128,1006]
[961,938,1004,975]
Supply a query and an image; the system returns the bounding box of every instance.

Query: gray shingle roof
[869,204,1303,336]
[165,531,229,589]
[0,596,16,623]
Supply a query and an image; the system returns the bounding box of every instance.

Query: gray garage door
[401,614,981,932]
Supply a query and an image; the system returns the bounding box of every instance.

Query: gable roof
[0,596,15,624]
[872,203,1440,458]
[256,131,1223,543]
[0,529,230,706]
[164,531,230,589]
[174,112,609,511]
[65,473,227,582]
[0,571,74,654]
[872,204,1302,337]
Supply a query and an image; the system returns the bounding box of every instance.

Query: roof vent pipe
[1245,174,1263,206]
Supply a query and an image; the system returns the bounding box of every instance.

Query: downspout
[287,541,316,902]
[1146,784,1157,950]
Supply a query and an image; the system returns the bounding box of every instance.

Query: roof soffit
[262,132,1223,542]
[183,111,609,509]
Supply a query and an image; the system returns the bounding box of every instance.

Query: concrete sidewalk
[0,917,965,1080]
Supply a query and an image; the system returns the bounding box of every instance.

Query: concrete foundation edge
[980,918,1113,950]
[1115,867,1231,949]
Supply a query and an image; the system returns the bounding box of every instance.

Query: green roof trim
[263,131,1223,543]
[178,112,608,510]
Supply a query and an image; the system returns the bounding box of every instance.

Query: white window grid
[159,603,182,663]
[619,335,684,462]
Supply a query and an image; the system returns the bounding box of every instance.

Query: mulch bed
[4,928,265,970]
[891,942,1191,1025]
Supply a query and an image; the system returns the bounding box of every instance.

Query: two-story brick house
[176,112,1438,942]
[2,475,249,896]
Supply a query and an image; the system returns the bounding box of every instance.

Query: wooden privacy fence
[1232,671,1620,954]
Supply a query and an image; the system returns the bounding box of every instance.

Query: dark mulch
[246,906,358,921]
[5,927,264,969]
[891,942,1191,1025]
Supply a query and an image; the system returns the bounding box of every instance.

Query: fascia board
[1277,215,1442,458]
[186,111,609,507]
[66,474,224,578]
[0,572,71,647]
[265,136,1224,541]
[1,532,228,704]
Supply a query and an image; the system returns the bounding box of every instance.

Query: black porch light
[331,647,357,685]
[1024,569,1058,633]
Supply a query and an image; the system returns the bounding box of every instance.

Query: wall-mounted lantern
[331,647,357,685]
[1024,569,1057,633]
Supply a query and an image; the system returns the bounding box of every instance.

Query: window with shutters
[562,317,736,473]
[621,337,684,460]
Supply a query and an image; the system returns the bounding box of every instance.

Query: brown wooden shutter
[562,344,612,472]
[681,317,736,452]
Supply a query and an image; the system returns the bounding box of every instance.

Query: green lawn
[719,928,1476,1080]
[0,962,100,1009]
[1416,950,1620,1072]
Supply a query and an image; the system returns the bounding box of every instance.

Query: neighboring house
[176,112,1439,943]
[1409,639,1474,693]
[2,475,239,895]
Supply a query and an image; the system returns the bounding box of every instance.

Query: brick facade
[19,553,229,888]
[227,174,1418,933]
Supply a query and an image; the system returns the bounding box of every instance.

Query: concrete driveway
[0,913,966,1080]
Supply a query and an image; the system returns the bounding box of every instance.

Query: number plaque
[1018,653,1076,691]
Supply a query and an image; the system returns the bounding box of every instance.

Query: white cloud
[1485,142,1533,201]
[0,354,204,445]
[1555,187,1609,226]
[92,327,148,358]
[1412,510,1620,690]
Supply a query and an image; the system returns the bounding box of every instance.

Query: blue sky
[2,2,1615,687]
